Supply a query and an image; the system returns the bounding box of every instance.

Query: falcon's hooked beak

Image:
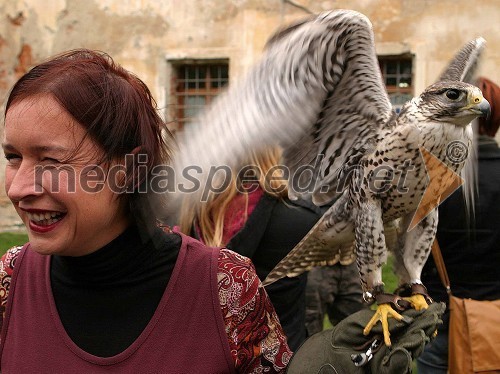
[468,93,491,119]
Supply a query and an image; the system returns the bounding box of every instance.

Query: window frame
[169,59,229,130]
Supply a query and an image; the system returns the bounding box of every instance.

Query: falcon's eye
[445,89,461,100]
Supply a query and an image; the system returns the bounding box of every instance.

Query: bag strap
[430,239,452,296]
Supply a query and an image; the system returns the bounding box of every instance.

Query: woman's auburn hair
[477,77,500,137]
[179,147,288,247]
[5,49,173,224]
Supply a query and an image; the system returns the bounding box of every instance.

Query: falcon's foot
[403,294,430,311]
[363,304,403,347]
[362,288,414,346]
[363,303,406,346]
[397,282,433,311]
[403,292,437,339]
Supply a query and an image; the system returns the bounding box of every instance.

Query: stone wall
[1,0,499,231]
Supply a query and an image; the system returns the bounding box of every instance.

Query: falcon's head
[417,81,490,126]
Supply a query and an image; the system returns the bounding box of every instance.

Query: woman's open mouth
[26,211,65,229]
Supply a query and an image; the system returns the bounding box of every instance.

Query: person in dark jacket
[417,76,500,373]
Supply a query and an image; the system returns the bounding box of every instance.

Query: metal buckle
[351,338,382,367]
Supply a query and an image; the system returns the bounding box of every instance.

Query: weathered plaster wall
[1,0,499,231]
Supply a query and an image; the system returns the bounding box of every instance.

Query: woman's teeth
[27,212,63,226]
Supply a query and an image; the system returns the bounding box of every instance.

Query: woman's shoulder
[216,248,259,299]
[218,247,254,268]
[216,247,291,372]
[0,245,25,310]
[1,245,24,276]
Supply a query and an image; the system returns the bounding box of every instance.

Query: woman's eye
[4,153,21,162]
[445,89,461,100]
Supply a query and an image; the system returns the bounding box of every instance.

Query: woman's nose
[6,162,44,202]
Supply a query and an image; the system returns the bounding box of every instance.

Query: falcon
[171,9,490,346]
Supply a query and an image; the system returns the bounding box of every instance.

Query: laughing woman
[0,49,290,373]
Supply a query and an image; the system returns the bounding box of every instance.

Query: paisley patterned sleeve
[217,248,292,373]
[0,246,23,331]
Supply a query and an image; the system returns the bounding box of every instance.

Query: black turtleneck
[50,225,181,357]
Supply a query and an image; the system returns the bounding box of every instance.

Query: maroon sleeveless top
[0,234,235,373]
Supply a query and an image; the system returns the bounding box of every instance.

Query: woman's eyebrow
[30,145,70,154]
[1,142,16,152]
[1,143,70,154]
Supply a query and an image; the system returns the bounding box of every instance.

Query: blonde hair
[179,147,288,247]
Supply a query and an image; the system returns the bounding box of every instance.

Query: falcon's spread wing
[276,12,393,206]
[172,10,392,207]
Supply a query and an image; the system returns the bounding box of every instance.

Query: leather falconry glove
[287,302,445,374]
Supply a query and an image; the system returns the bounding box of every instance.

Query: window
[378,56,413,113]
[169,61,229,130]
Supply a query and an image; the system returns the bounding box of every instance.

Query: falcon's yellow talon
[403,294,430,311]
[363,303,404,347]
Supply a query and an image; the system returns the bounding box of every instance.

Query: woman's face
[3,95,131,256]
